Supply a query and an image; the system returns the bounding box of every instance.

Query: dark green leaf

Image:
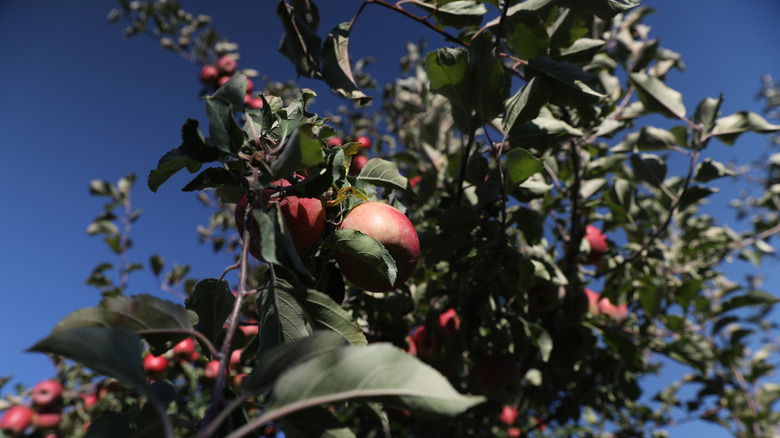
[205,97,244,154]
[695,158,735,182]
[629,73,686,119]
[181,167,236,192]
[323,229,398,288]
[254,205,313,280]
[297,289,367,346]
[630,153,667,187]
[321,23,372,104]
[185,279,235,350]
[148,148,187,192]
[271,128,325,179]
[356,158,408,191]
[505,148,543,187]
[692,95,723,135]
[257,283,311,358]
[503,77,550,134]
[149,255,164,276]
[213,73,248,109]
[180,119,221,163]
[717,290,780,315]
[409,1,488,28]
[278,0,322,79]
[425,48,471,129]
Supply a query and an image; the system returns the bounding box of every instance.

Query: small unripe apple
[204,360,221,380]
[199,65,219,86]
[326,136,343,148]
[217,56,237,76]
[31,380,63,408]
[173,338,196,361]
[583,225,607,264]
[355,135,371,149]
[0,406,33,436]
[32,410,61,430]
[336,201,420,292]
[350,154,369,174]
[499,405,519,426]
[143,354,168,378]
[475,354,522,401]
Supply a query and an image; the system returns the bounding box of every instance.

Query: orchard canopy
[4,1,780,437]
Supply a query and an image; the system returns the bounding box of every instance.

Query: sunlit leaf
[629,73,686,119]
[321,22,372,104]
[356,158,408,191]
[323,229,397,288]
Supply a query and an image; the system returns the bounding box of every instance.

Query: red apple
[199,65,219,86]
[408,175,421,189]
[173,338,196,361]
[598,296,628,322]
[235,179,326,261]
[583,225,607,264]
[355,135,371,149]
[499,405,519,426]
[230,349,243,370]
[584,288,600,317]
[204,360,221,380]
[245,78,254,94]
[438,308,460,338]
[336,201,420,292]
[143,354,168,378]
[239,320,259,339]
[404,335,417,356]
[0,406,32,436]
[411,326,440,361]
[350,154,369,174]
[32,410,61,430]
[81,392,98,411]
[31,380,62,408]
[218,75,231,87]
[217,56,237,76]
[326,136,343,148]
[507,427,522,437]
[247,97,264,109]
[475,354,522,400]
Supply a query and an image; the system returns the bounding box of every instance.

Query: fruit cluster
[199,56,263,109]
[0,379,63,437]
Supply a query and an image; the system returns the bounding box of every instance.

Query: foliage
[3,1,780,437]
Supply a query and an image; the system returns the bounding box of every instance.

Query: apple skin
[235,179,326,260]
[199,65,219,86]
[247,97,264,109]
[408,175,421,189]
[0,406,32,436]
[172,338,196,361]
[499,405,519,426]
[350,154,369,174]
[31,380,63,408]
[584,288,601,316]
[507,427,521,438]
[598,296,628,322]
[32,410,61,430]
[143,354,168,378]
[355,135,371,149]
[336,202,420,292]
[475,354,522,401]
[217,56,237,76]
[411,325,440,361]
[218,75,231,87]
[204,360,221,380]
[326,136,343,148]
[583,225,607,264]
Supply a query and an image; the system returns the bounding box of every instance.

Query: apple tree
[3,1,780,437]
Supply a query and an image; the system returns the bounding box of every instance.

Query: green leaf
[180,119,222,163]
[695,158,735,182]
[666,333,715,375]
[559,0,640,18]
[356,158,409,191]
[321,22,372,105]
[709,111,780,146]
[505,148,543,187]
[205,97,244,154]
[181,167,236,192]
[613,126,679,152]
[297,289,367,346]
[692,95,723,135]
[503,76,550,134]
[86,220,119,236]
[254,205,313,280]
[630,153,667,187]
[277,0,322,79]
[149,255,164,276]
[527,56,605,103]
[323,229,398,288]
[244,331,349,394]
[185,279,235,350]
[408,0,488,28]
[717,290,780,315]
[262,343,485,422]
[148,148,187,192]
[629,73,686,119]
[54,294,194,355]
[678,185,717,211]
[468,33,511,123]
[257,283,311,358]
[271,128,325,179]
[29,327,148,390]
[508,107,585,148]
[213,73,248,109]
[425,47,471,129]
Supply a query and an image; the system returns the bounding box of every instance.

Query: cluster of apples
[199,56,263,109]
[235,165,420,293]
[0,379,63,437]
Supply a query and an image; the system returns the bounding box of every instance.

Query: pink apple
[204,360,221,380]
[217,56,237,76]
[31,380,62,408]
[584,288,600,316]
[32,410,61,430]
[499,405,519,426]
[218,75,231,87]
[355,135,371,149]
[326,136,343,148]
[173,338,196,361]
[598,297,628,322]
[336,201,420,292]
[143,354,168,378]
[350,154,370,175]
[0,406,33,436]
[199,65,219,86]
[583,225,607,264]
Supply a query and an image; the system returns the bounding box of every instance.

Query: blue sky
[1,1,779,436]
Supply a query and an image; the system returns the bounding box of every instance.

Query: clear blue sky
[1,1,779,436]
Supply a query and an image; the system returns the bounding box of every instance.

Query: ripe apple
[326,136,343,148]
[143,354,168,378]
[32,410,61,430]
[31,380,62,408]
[584,288,600,316]
[235,179,326,260]
[336,201,420,292]
[598,296,628,322]
[404,334,417,356]
[218,75,231,87]
[350,154,369,174]
[408,175,421,189]
[438,308,460,338]
[172,338,196,361]
[411,326,440,361]
[245,78,254,94]
[499,405,519,426]
[247,96,264,109]
[583,225,607,264]
[507,427,521,438]
[217,56,237,76]
[0,406,32,436]
[239,320,259,338]
[81,393,98,411]
[230,349,243,370]
[199,65,219,86]
[355,135,371,149]
[475,354,522,400]
[204,360,221,380]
